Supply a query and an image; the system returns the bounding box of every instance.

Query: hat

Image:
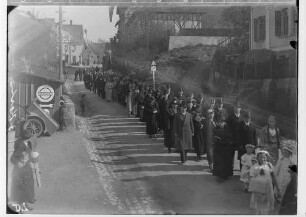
[207,108,214,114]
[215,97,223,105]
[256,149,269,157]
[234,101,241,109]
[282,146,293,154]
[242,110,251,119]
[246,144,255,149]
[180,101,187,108]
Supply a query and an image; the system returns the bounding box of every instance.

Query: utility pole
[59,6,63,81]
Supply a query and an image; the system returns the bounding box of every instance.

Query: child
[275,146,294,205]
[240,144,256,191]
[249,150,280,214]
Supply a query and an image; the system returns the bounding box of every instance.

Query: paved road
[65,80,255,215]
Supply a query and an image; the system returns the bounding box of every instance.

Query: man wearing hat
[164,98,179,153]
[214,98,228,123]
[227,101,242,166]
[172,101,194,163]
[237,110,258,170]
[203,108,217,171]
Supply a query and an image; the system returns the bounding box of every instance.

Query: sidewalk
[28,128,117,214]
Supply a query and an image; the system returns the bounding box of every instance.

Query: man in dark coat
[193,110,205,160]
[237,110,258,170]
[212,120,233,179]
[164,99,178,153]
[203,108,217,172]
[146,95,159,138]
[173,102,194,164]
[227,103,242,167]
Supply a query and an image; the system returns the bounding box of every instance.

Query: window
[254,16,265,42]
[275,8,289,36]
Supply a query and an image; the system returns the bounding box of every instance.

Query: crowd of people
[79,67,297,214]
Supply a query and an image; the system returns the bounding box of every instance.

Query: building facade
[250,5,297,56]
[62,21,84,65]
[81,43,105,66]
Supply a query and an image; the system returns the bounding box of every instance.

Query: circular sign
[36,85,55,103]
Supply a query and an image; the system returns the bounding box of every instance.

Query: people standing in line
[164,98,178,153]
[212,120,233,179]
[105,78,113,102]
[259,115,282,166]
[227,102,242,167]
[203,109,216,172]
[10,129,39,211]
[240,144,256,191]
[249,150,280,215]
[192,110,205,161]
[274,145,294,209]
[237,110,258,170]
[172,102,194,164]
[146,96,159,138]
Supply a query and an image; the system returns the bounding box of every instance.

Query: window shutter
[254,18,258,41]
[282,9,289,35]
[262,16,266,40]
[275,11,281,36]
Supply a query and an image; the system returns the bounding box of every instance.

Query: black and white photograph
[4,0,301,215]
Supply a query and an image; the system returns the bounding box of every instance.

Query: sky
[15,6,119,42]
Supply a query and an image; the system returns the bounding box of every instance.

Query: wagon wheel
[24,118,44,137]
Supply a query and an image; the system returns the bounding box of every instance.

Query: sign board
[36,85,55,103]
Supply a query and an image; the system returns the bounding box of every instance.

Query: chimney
[70,20,72,25]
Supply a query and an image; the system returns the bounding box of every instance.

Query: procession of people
[76,67,297,215]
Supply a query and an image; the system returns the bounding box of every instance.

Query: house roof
[62,24,84,43]
[87,43,105,57]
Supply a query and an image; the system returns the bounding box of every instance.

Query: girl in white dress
[249,150,280,214]
[275,146,293,205]
[240,144,256,191]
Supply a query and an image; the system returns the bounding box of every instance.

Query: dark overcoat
[237,121,258,160]
[164,106,177,148]
[193,119,205,155]
[213,125,234,178]
[226,113,242,149]
[172,112,194,151]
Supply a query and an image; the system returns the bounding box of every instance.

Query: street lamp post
[151,61,156,91]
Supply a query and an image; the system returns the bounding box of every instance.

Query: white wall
[168,36,228,50]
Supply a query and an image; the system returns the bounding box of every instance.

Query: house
[250,5,297,55]
[81,42,105,66]
[62,21,84,65]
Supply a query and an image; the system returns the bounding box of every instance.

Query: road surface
[62,80,255,215]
